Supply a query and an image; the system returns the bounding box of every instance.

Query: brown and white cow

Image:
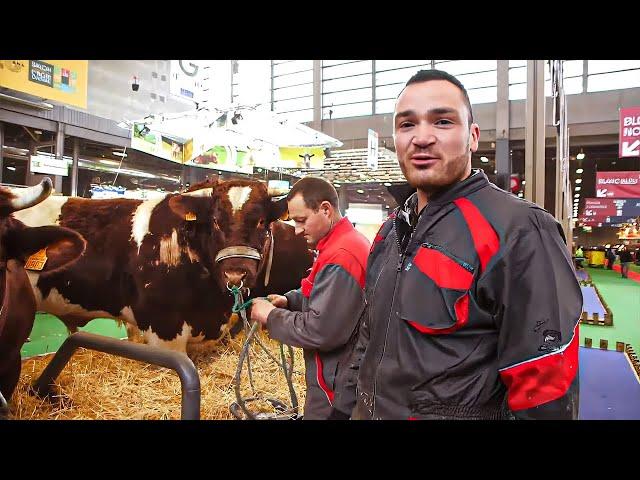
[0,179,86,408]
[14,178,312,353]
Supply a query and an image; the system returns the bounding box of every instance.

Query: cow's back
[17,197,145,327]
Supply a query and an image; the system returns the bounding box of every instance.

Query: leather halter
[214,225,276,287]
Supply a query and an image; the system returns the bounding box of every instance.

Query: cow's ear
[168,195,211,223]
[7,226,86,274]
[268,196,289,223]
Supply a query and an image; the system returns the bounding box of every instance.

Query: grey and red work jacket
[266,217,370,419]
[334,170,582,420]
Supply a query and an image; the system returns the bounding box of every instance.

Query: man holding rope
[250,177,370,419]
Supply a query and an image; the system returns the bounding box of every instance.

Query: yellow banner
[0,60,88,109]
[278,147,325,169]
[131,122,192,165]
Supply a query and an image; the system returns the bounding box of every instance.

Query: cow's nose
[224,270,247,287]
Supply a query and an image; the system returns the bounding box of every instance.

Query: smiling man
[250,177,370,419]
[331,69,582,420]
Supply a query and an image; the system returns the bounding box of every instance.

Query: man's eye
[398,122,414,128]
[435,119,454,125]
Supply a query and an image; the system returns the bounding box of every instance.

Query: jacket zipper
[422,242,474,273]
[372,209,413,418]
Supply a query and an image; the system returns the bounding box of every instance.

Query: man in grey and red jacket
[331,69,581,420]
[251,177,371,419]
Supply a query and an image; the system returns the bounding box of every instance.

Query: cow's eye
[258,218,265,228]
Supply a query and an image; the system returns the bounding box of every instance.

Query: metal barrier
[31,332,201,420]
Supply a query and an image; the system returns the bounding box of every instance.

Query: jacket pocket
[399,243,474,335]
[315,352,340,405]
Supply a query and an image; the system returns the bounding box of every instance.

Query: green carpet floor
[21,314,127,358]
[580,267,640,353]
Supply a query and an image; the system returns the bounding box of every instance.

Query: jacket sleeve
[284,288,304,312]
[478,208,582,420]
[266,253,366,352]
[331,301,370,417]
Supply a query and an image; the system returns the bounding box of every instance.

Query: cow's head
[0,179,86,330]
[0,179,86,273]
[169,179,288,293]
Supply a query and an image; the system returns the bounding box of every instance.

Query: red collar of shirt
[316,217,353,252]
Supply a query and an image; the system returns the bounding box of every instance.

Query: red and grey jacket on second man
[334,170,582,420]
[266,217,370,419]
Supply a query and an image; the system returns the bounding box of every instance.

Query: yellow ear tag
[185,212,197,221]
[25,248,48,271]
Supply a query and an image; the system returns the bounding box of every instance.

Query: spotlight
[480,156,489,163]
[576,168,583,174]
[575,186,581,191]
[575,178,582,184]
[577,149,585,160]
[231,112,242,125]
[357,189,364,194]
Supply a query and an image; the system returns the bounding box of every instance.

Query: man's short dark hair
[287,176,339,211]
[400,69,474,126]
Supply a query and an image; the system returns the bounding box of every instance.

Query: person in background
[250,177,370,419]
[619,246,633,278]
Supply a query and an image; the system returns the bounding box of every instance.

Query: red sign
[595,171,640,198]
[584,198,618,217]
[620,106,640,157]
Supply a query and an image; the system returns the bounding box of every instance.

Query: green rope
[230,286,264,313]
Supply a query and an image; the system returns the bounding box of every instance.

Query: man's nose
[412,124,437,146]
[295,226,304,235]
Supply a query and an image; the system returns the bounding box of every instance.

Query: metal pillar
[551,60,572,250]
[495,60,511,191]
[312,60,322,131]
[71,137,79,196]
[524,60,546,207]
[54,121,64,193]
[338,185,349,216]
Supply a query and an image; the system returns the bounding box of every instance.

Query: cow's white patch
[143,323,191,353]
[228,186,252,214]
[120,306,137,326]
[185,247,200,264]
[12,195,69,226]
[188,332,205,343]
[183,188,213,198]
[131,196,166,252]
[159,228,182,267]
[34,287,114,323]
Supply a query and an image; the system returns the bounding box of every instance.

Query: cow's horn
[10,177,53,212]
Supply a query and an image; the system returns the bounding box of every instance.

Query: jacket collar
[316,216,353,252]
[400,169,490,225]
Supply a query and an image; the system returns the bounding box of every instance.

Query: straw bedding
[8,326,306,420]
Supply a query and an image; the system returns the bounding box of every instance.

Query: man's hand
[250,298,277,326]
[267,294,288,308]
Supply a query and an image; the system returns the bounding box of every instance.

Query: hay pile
[9,329,306,420]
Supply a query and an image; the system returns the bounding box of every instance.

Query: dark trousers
[621,262,630,278]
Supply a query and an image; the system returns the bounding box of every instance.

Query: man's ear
[168,195,212,223]
[268,196,289,223]
[469,123,480,153]
[7,225,86,274]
